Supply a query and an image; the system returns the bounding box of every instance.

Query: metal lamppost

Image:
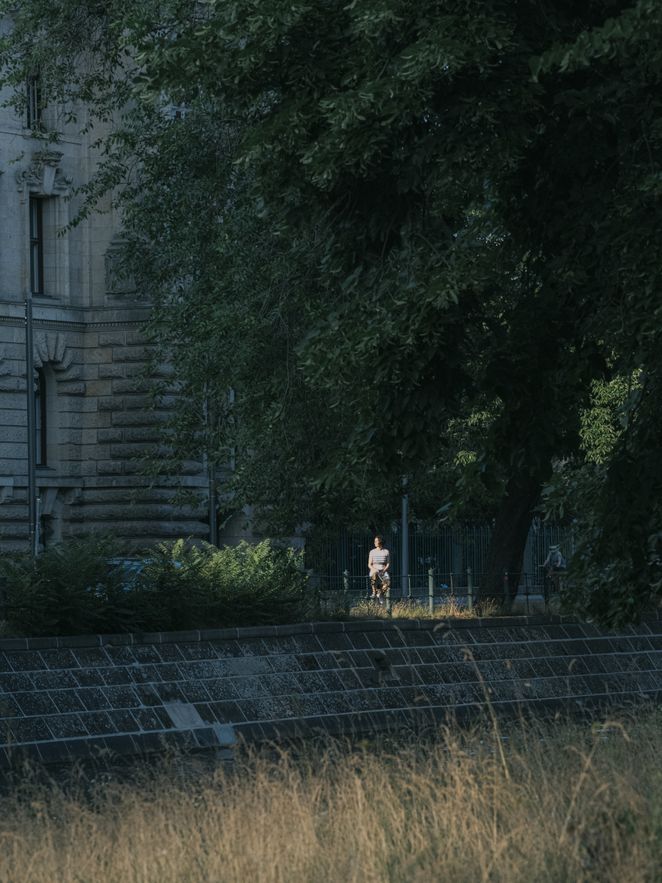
[24,288,38,556]
[22,154,63,556]
[208,387,235,547]
[203,391,218,546]
[401,476,410,598]
[208,459,218,546]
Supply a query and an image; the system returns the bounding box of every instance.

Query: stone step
[0,615,661,766]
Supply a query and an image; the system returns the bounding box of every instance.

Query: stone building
[0,80,212,552]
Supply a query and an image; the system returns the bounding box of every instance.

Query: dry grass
[1,712,661,883]
[351,597,501,619]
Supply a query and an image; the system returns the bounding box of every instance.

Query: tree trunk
[483,472,545,606]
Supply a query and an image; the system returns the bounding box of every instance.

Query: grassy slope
[0,711,660,882]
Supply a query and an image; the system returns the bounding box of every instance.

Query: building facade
[0,81,212,552]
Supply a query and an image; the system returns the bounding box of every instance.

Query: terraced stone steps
[0,614,660,767]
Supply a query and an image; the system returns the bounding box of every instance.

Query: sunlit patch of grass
[350,597,501,619]
[0,711,660,883]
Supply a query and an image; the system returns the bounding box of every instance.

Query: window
[34,364,57,468]
[35,368,48,467]
[26,74,43,129]
[29,196,44,295]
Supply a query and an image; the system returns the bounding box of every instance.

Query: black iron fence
[306,522,573,586]
[311,567,566,617]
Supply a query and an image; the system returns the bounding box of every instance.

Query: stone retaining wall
[1,613,661,768]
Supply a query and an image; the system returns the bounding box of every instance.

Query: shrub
[123,540,215,632]
[130,539,308,629]
[0,536,309,636]
[0,535,131,636]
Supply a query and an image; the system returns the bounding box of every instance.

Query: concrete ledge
[0,725,237,770]
[1,608,659,652]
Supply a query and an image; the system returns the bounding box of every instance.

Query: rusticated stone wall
[0,71,211,552]
[0,314,211,551]
[1,613,661,768]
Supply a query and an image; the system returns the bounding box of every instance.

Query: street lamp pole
[203,389,218,546]
[401,477,409,598]
[208,460,218,546]
[25,289,38,556]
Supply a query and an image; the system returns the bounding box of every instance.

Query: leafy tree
[2,0,661,619]
[525,2,662,622]
[138,0,660,604]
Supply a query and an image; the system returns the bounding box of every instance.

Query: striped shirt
[369,548,390,571]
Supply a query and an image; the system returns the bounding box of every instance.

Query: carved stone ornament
[0,332,81,391]
[15,150,72,195]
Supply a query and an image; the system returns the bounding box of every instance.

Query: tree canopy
[1,0,661,623]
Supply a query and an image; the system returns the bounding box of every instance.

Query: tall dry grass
[0,712,660,883]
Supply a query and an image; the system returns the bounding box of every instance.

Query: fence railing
[306,523,574,587]
[311,567,564,617]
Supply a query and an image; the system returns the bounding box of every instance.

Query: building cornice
[0,316,148,331]
[0,300,151,331]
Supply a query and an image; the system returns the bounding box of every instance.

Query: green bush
[0,535,132,636]
[0,536,309,636]
[129,539,309,630]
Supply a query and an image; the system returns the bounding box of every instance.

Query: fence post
[0,576,6,622]
[503,570,509,610]
[342,569,350,614]
[466,567,473,612]
[428,567,434,615]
